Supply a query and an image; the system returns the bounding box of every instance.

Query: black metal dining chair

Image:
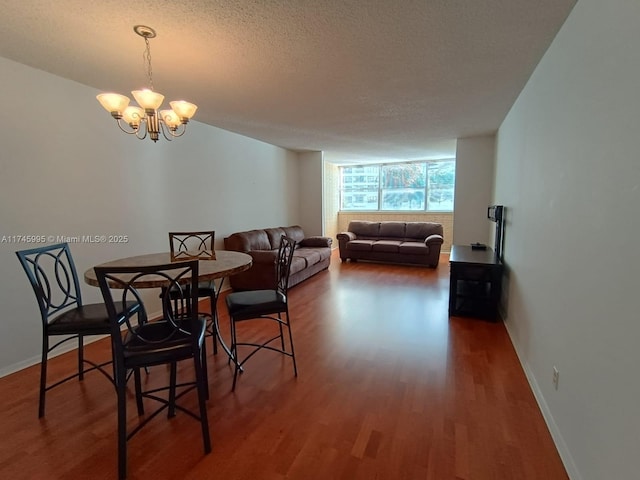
[94,259,211,480]
[169,230,216,262]
[225,235,298,390]
[167,231,220,355]
[15,242,141,418]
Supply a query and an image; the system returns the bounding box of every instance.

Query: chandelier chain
[143,36,154,91]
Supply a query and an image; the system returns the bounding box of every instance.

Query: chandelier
[96,25,197,142]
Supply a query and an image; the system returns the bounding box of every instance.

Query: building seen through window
[340,160,455,211]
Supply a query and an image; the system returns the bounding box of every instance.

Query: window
[381,163,426,210]
[340,165,380,210]
[426,161,455,211]
[339,160,455,212]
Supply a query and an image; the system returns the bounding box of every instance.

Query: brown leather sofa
[337,220,444,267]
[224,225,332,290]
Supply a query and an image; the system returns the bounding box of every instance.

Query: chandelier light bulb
[160,110,181,129]
[123,106,144,127]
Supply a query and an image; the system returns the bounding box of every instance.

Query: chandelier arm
[115,119,140,135]
[166,123,188,138]
[158,121,175,141]
[135,122,148,140]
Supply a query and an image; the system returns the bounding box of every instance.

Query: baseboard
[0,306,166,380]
[0,288,234,380]
[502,320,582,480]
[0,353,45,378]
[0,334,109,378]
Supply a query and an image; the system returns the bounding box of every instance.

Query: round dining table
[84,250,252,288]
[84,250,252,367]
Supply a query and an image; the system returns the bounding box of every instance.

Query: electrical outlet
[552,366,560,390]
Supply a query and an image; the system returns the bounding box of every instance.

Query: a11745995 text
[1,234,129,244]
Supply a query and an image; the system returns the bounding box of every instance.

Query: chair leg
[211,279,226,356]
[173,296,180,320]
[168,363,177,418]
[194,349,212,454]
[201,339,209,400]
[116,377,128,480]
[38,335,48,418]
[231,360,241,391]
[210,293,218,355]
[230,316,241,391]
[285,311,298,377]
[278,316,285,350]
[228,316,236,366]
[134,368,144,415]
[78,334,84,380]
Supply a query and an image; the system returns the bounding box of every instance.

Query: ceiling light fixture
[96,25,197,142]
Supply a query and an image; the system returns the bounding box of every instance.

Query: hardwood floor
[0,251,568,479]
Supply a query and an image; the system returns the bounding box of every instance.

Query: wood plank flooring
[0,251,568,479]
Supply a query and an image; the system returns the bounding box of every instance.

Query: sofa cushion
[406,221,442,239]
[348,221,380,238]
[264,227,286,249]
[282,226,306,243]
[228,229,271,252]
[378,222,406,238]
[348,239,374,251]
[289,256,307,275]
[399,241,429,255]
[299,236,332,248]
[294,249,321,267]
[250,249,278,264]
[316,247,332,262]
[372,240,401,253]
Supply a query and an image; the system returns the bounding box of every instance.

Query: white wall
[0,56,301,376]
[494,1,640,479]
[322,161,341,243]
[453,135,496,246]
[297,151,324,236]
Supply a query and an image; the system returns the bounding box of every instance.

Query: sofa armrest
[299,236,333,248]
[337,232,356,242]
[425,234,444,246]
[336,232,356,260]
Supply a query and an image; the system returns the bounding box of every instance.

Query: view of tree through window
[340,160,454,211]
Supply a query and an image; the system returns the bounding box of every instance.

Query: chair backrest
[276,235,297,295]
[169,231,215,261]
[94,260,200,357]
[16,242,83,324]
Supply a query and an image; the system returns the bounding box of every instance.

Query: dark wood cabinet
[449,245,503,320]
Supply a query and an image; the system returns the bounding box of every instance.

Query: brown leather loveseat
[337,220,443,267]
[224,225,332,290]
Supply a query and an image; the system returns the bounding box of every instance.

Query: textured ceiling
[0,0,575,163]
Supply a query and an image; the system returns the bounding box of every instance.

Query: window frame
[339,159,455,212]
